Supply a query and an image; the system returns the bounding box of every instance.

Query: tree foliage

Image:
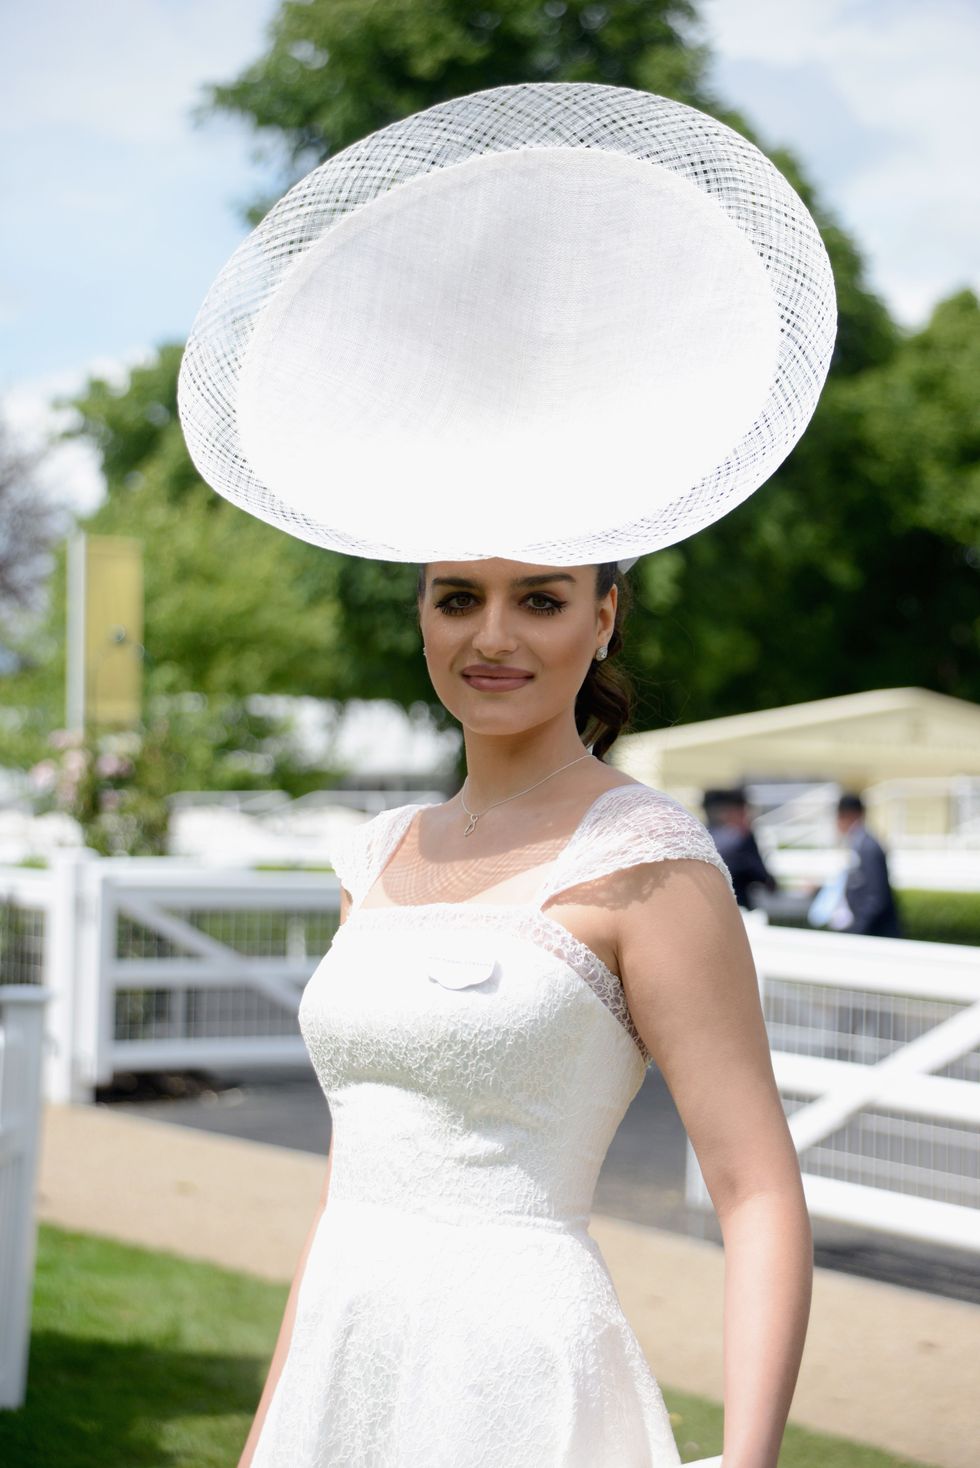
[200,0,711,201]
[626,289,980,724]
[0,417,69,636]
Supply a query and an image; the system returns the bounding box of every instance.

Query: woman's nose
[471,602,518,653]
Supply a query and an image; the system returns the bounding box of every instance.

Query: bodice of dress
[298,783,734,1236]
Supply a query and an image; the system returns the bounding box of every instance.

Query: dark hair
[703,786,748,814]
[575,562,636,761]
[415,562,636,762]
[837,792,865,816]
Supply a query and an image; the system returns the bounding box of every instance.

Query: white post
[74,859,116,1096]
[44,848,100,1105]
[0,986,52,1410]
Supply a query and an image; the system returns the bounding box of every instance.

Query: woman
[177,80,835,1467]
[235,556,811,1468]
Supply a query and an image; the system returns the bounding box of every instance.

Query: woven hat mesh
[178,82,837,566]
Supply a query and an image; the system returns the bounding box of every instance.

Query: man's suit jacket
[844,823,902,937]
[708,824,777,910]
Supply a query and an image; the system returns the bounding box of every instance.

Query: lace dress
[251,782,733,1467]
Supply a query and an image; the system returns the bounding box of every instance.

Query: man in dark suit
[703,786,778,911]
[836,792,903,938]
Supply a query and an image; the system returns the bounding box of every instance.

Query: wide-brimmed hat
[177,81,836,570]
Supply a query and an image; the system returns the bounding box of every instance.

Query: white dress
[252,783,733,1468]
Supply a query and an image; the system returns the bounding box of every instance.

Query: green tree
[624,289,980,723]
[201,0,712,208]
[840,289,980,694]
[0,416,69,644]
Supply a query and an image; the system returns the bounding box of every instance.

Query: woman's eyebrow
[430,573,578,589]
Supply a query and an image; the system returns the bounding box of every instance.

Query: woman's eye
[436,594,475,614]
[435,594,565,616]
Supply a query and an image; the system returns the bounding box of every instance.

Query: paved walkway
[37,1102,977,1468]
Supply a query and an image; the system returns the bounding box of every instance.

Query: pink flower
[49,728,84,750]
[29,760,59,792]
[63,748,89,776]
[96,753,133,779]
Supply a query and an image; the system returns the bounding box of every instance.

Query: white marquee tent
[611,687,980,841]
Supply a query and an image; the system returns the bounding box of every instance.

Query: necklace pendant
[463,812,478,837]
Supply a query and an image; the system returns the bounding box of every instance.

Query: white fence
[685,915,980,1253]
[2,851,978,1255]
[0,851,336,1103]
[0,985,51,1409]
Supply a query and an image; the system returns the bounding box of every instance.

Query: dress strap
[328,803,421,909]
[532,784,735,909]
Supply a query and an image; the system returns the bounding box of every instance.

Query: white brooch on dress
[427,955,498,990]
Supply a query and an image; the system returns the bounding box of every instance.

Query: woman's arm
[616,859,812,1468]
[237,881,352,1467]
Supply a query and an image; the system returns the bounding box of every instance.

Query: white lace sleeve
[326,824,358,900]
[328,805,418,907]
[536,785,736,907]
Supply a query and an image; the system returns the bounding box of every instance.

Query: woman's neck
[457,727,596,811]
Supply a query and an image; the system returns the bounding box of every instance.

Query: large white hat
[178,82,836,570]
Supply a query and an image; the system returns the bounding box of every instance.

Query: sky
[2,0,977,515]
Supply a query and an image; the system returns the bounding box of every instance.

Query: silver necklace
[459,752,593,837]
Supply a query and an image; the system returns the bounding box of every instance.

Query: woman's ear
[600,581,618,638]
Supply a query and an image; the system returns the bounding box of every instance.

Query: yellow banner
[67,533,143,728]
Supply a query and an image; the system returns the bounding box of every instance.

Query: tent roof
[613,687,980,784]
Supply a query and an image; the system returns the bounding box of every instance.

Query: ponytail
[575,562,636,762]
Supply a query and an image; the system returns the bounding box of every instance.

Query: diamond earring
[595,645,608,662]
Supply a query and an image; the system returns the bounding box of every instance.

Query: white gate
[686,918,980,1253]
[41,852,339,1100]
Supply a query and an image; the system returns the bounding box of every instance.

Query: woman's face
[418,559,616,733]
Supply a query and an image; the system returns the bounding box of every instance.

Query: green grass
[1,1225,940,1468]
[0,1225,286,1467]
[896,887,980,947]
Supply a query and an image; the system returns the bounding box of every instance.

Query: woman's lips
[461,672,534,692]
